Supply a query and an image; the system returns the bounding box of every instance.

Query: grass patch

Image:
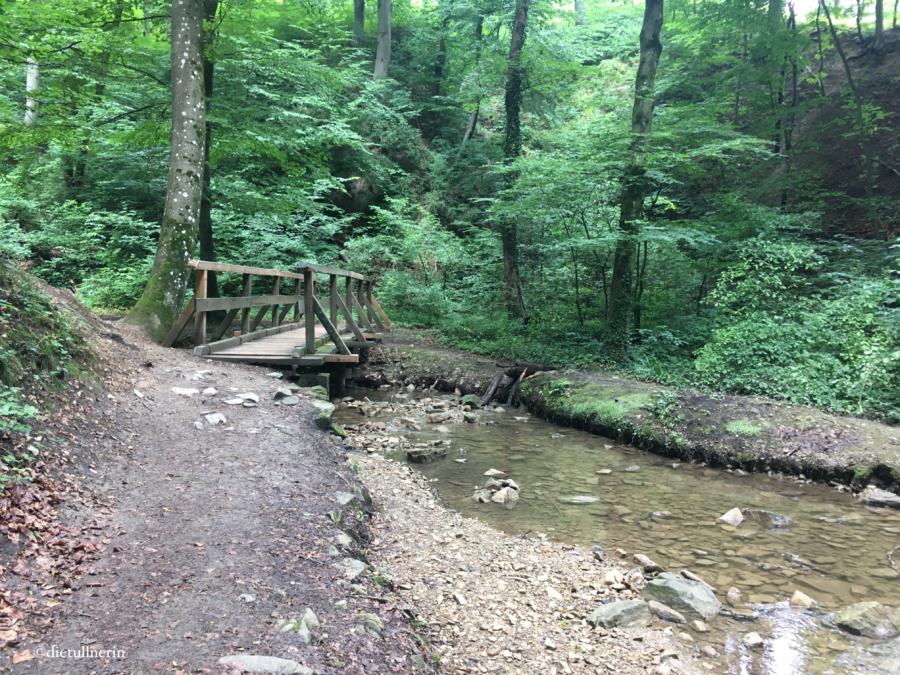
[725,419,764,436]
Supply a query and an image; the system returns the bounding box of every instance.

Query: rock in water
[744,509,792,528]
[789,590,816,609]
[557,495,599,505]
[742,632,765,649]
[407,446,447,463]
[835,602,900,639]
[643,572,722,621]
[484,468,506,477]
[218,655,311,674]
[586,600,650,628]
[634,553,664,573]
[857,485,900,509]
[647,600,686,624]
[490,486,520,508]
[719,507,744,526]
[726,586,743,606]
[460,394,481,408]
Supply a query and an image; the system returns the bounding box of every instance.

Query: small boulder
[719,507,744,527]
[835,601,900,639]
[310,399,336,430]
[623,465,640,473]
[742,632,765,649]
[460,394,481,408]
[558,495,599,505]
[647,600,686,624]
[857,485,900,509]
[407,446,447,463]
[172,387,200,397]
[484,468,506,477]
[643,572,722,621]
[280,396,300,406]
[726,586,743,606]
[490,486,520,508]
[218,655,311,674]
[586,600,650,628]
[634,553,664,573]
[273,386,295,400]
[789,590,816,609]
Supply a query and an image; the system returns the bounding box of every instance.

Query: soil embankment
[358,332,900,493]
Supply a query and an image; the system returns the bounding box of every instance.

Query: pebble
[742,632,764,649]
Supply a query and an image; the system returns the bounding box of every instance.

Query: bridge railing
[161,260,392,356]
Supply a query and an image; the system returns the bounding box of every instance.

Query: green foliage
[0,0,895,422]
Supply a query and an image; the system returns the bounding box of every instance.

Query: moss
[735,451,756,465]
[725,419,764,436]
[852,465,874,483]
[331,422,347,439]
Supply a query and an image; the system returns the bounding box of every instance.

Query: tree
[373,0,391,79]
[354,0,365,46]
[24,58,39,126]
[128,0,207,341]
[607,0,664,360]
[501,0,529,320]
[874,0,885,52]
[199,0,220,299]
[574,0,586,25]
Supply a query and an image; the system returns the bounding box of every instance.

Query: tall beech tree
[500,0,529,320]
[373,0,391,79]
[607,0,664,360]
[128,0,207,341]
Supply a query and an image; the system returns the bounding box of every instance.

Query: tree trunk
[199,0,219,299]
[24,59,39,126]
[433,16,450,98]
[874,0,885,52]
[353,0,365,46]
[607,0,664,361]
[501,0,529,320]
[373,0,391,79]
[575,0,586,25]
[128,0,207,341]
[458,16,484,153]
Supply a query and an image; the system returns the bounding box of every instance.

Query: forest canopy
[1,0,897,421]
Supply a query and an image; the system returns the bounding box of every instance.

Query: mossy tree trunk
[128,0,206,342]
[607,0,664,361]
[501,0,529,321]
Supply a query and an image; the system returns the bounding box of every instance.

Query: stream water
[335,386,900,674]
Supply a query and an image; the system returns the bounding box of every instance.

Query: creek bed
[336,386,900,674]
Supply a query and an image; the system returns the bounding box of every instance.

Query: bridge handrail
[188,259,369,282]
[162,259,391,349]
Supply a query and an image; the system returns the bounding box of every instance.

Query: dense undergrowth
[0,263,90,489]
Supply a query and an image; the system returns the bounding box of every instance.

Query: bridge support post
[194,269,208,346]
[304,269,315,354]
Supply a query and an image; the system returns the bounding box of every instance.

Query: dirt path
[10,324,420,674]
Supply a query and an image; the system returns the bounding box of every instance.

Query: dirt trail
[10,324,419,674]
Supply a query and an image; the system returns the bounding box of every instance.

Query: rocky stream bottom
[338,384,900,675]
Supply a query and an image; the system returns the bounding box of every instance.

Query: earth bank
[357,332,900,494]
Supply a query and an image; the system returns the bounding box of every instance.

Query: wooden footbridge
[162,260,392,371]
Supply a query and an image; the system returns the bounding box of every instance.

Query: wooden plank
[250,305,270,332]
[299,262,366,281]
[194,270,208,346]
[210,308,239,342]
[240,273,252,334]
[304,270,316,355]
[189,259,305,280]
[271,277,281,327]
[162,299,196,347]
[203,322,303,354]
[334,292,366,342]
[312,296,351,355]
[195,294,300,312]
[349,290,374,331]
[370,294,394,330]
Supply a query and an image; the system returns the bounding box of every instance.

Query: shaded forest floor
[359,331,900,493]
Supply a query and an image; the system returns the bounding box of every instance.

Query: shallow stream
[336,386,900,674]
